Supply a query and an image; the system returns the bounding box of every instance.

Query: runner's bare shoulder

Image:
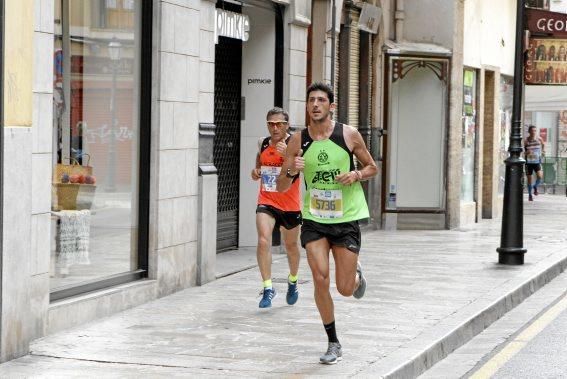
[342,124,364,150]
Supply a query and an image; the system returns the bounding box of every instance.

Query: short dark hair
[528,125,537,132]
[306,82,335,104]
[266,107,289,122]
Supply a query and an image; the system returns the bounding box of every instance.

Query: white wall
[463,0,516,75]
[239,5,277,247]
[403,0,454,48]
[551,0,567,13]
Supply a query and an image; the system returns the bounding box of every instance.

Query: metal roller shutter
[214,37,242,252]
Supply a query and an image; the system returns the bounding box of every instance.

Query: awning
[384,40,452,57]
[525,85,567,111]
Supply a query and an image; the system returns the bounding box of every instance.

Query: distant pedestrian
[251,107,302,308]
[277,82,377,364]
[524,125,545,202]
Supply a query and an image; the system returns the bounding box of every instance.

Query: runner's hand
[291,149,304,173]
[276,141,287,156]
[251,168,261,181]
[336,171,358,185]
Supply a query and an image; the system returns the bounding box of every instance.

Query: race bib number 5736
[310,189,343,219]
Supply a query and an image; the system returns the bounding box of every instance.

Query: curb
[355,249,567,379]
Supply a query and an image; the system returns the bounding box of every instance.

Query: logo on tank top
[317,150,329,166]
[312,169,341,184]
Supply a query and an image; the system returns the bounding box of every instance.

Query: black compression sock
[324,321,339,343]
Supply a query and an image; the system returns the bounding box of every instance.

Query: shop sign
[525,37,567,84]
[539,127,548,142]
[247,78,272,85]
[358,3,381,34]
[526,8,567,37]
[215,9,250,44]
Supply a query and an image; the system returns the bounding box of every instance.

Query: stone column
[197,124,217,285]
[446,0,465,229]
[1,0,44,362]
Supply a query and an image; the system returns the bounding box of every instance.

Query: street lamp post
[497,0,527,265]
[106,39,121,192]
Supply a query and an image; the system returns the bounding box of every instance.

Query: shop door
[214,36,242,252]
[386,57,448,211]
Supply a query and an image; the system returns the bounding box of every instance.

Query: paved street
[493,297,567,379]
[1,194,566,377]
[421,270,567,379]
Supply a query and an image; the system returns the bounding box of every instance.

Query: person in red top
[251,107,302,308]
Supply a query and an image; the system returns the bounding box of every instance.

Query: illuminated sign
[215,9,250,44]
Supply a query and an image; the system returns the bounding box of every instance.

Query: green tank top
[301,122,369,223]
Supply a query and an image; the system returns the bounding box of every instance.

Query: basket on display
[53,183,81,211]
[52,156,97,211]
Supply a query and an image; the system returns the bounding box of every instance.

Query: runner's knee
[284,239,299,253]
[336,282,355,297]
[257,235,271,250]
[312,270,330,289]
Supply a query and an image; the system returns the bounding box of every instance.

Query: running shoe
[529,194,534,202]
[353,261,366,299]
[319,342,342,364]
[259,288,276,308]
[286,280,299,305]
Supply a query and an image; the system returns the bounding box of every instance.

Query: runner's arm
[336,126,377,185]
[276,132,302,192]
[251,138,263,181]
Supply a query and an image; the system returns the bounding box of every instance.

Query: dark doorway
[214,35,242,252]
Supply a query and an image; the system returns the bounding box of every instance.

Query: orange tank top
[257,136,301,211]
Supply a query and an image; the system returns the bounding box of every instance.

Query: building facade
[1,0,523,362]
[368,0,517,229]
[0,0,314,362]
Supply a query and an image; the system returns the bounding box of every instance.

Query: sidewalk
[1,195,566,378]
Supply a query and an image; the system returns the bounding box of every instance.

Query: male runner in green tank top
[277,82,378,364]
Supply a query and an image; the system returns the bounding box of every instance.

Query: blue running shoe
[259,288,276,308]
[286,281,299,305]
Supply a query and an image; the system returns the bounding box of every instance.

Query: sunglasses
[267,121,288,128]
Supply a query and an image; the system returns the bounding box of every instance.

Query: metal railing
[540,156,567,195]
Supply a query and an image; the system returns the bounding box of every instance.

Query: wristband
[286,169,299,178]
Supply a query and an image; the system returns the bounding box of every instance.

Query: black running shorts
[300,219,361,254]
[256,204,302,230]
[526,163,542,175]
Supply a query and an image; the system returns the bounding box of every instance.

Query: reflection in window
[461,69,477,202]
[499,76,514,195]
[51,0,141,289]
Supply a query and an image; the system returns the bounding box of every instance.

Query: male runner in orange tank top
[251,107,302,308]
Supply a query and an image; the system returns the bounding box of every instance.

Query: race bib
[526,149,541,163]
[261,166,281,192]
[309,189,343,219]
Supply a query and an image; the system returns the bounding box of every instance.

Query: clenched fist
[251,168,261,181]
[276,140,287,156]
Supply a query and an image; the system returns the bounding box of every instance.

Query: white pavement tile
[0,196,566,377]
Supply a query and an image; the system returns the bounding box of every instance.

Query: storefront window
[461,69,477,202]
[51,0,142,291]
[526,0,550,9]
[499,76,514,195]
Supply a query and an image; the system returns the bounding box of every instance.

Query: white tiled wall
[153,0,210,294]
[287,24,309,129]
[29,0,55,346]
